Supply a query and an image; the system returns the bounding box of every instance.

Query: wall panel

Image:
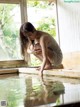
[57,0,80,53]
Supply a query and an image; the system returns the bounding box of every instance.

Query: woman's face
[27,32,36,40]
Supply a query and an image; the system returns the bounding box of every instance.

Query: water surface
[0,74,80,107]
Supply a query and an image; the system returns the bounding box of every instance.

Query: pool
[0,74,80,107]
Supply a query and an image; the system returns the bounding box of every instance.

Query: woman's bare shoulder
[38,31,51,38]
[36,30,54,43]
[41,32,54,41]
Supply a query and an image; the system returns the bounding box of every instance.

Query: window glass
[0,3,22,61]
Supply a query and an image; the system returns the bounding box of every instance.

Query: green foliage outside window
[37,18,56,37]
[0,4,19,59]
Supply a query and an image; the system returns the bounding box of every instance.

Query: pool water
[0,74,80,107]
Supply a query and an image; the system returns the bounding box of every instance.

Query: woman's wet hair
[23,22,36,33]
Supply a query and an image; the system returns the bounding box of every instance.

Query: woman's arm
[39,36,48,76]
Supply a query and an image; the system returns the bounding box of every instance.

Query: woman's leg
[33,52,52,70]
[34,48,63,70]
[47,49,63,69]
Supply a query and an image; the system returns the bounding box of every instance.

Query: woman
[20,22,63,76]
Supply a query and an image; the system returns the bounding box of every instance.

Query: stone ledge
[19,68,80,79]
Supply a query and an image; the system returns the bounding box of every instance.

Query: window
[0,0,27,68]
[0,3,21,61]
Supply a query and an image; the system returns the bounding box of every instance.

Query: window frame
[0,0,28,68]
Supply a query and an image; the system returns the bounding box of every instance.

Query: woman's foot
[36,64,64,71]
[51,64,64,69]
[44,64,64,69]
[36,65,52,71]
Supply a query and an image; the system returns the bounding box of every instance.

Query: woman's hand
[34,43,42,54]
[36,66,43,77]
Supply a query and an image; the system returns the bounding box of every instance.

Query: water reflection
[0,75,25,107]
[24,77,65,107]
[0,74,80,107]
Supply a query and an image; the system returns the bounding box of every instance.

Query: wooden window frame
[0,0,28,68]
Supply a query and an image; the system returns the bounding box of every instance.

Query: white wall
[57,0,80,53]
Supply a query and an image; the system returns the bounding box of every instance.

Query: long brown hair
[20,22,36,59]
[20,24,29,57]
